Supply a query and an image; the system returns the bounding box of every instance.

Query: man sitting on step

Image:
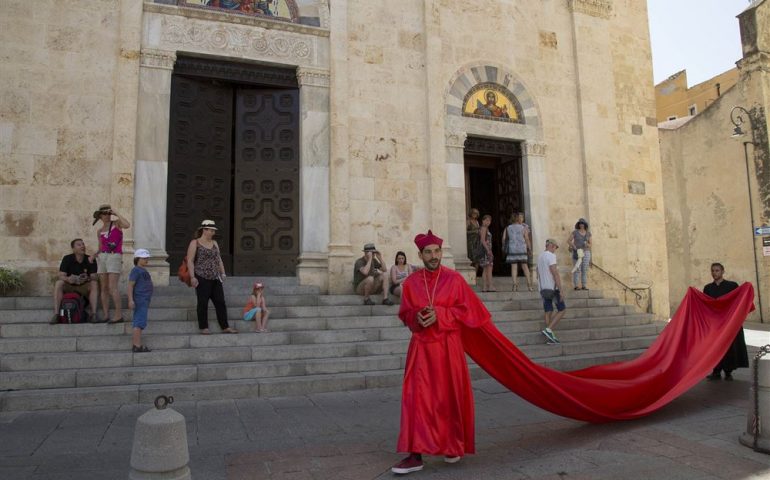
[50,238,101,324]
[353,243,394,306]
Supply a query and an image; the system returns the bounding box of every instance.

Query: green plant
[0,266,24,295]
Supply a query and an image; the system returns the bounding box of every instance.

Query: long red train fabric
[461,283,756,422]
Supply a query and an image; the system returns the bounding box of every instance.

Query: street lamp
[730,105,764,322]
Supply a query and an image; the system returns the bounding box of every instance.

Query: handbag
[178,257,192,287]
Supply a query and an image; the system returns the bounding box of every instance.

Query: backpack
[59,293,86,324]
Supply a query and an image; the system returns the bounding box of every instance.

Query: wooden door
[232,88,300,276]
[166,76,234,273]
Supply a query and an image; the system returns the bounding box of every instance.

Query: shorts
[355,276,383,295]
[62,281,92,297]
[132,299,150,329]
[540,289,566,313]
[243,307,262,321]
[97,252,123,274]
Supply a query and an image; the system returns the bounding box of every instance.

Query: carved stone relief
[297,66,330,88]
[568,0,613,19]
[140,48,177,70]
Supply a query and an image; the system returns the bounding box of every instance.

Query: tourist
[389,251,416,299]
[92,204,130,324]
[466,208,481,267]
[502,212,533,291]
[186,220,237,334]
[243,282,270,332]
[568,218,592,290]
[353,243,393,305]
[50,239,100,324]
[478,214,495,292]
[537,239,566,344]
[127,249,153,352]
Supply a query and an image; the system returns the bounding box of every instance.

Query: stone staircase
[0,277,666,411]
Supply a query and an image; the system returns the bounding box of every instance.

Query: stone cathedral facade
[0,0,670,316]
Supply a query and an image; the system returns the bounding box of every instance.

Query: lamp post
[730,105,764,322]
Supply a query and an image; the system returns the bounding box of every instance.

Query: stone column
[296,66,331,292]
[132,49,176,286]
[522,141,550,262]
[112,0,143,276]
[445,132,475,284]
[327,0,354,293]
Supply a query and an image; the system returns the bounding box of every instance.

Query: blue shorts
[540,289,566,313]
[132,299,150,330]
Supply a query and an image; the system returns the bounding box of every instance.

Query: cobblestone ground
[1,366,770,480]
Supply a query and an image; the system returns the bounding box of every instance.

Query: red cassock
[396,266,491,457]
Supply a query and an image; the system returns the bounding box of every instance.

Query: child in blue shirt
[128,249,153,352]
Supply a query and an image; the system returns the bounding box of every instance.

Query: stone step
[0,349,648,411]
[0,300,642,326]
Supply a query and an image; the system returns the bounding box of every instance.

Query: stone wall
[0,1,141,294]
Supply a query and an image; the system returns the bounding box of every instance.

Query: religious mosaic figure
[473,90,510,119]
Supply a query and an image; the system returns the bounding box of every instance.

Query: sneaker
[382,298,394,306]
[444,456,462,464]
[363,297,375,306]
[541,328,557,343]
[392,454,423,475]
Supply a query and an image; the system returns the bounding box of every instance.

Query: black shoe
[706,372,721,381]
[132,345,151,353]
[382,298,394,306]
[363,298,375,306]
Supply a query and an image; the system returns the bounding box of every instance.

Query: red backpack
[59,293,86,324]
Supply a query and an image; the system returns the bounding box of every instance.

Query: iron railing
[590,262,653,314]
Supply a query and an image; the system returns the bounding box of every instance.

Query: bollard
[130,395,191,480]
[740,345,770,453]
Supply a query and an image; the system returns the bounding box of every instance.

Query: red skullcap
[414,230,443,251]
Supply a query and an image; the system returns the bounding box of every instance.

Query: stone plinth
[740,353,770,453]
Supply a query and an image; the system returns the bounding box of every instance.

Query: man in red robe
[391,230,491,475]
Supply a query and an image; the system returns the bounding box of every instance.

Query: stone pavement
[1,332,769,480]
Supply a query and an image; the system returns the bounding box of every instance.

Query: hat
[199,219,218,230]
[414,230,443,251]
[546,238,559,248]
[253,282,264,290]
[362,243,377,252]
[133,248,151,259]
[92,204,112,225]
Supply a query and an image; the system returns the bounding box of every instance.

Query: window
[688,105,697,116]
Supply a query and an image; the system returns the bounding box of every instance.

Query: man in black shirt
[703,262,749,380]
[50,238,100,324]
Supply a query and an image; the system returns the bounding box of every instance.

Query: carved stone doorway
[464,137,525,276]
[166,56,300,276]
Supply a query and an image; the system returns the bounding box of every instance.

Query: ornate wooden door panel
[233,88,299,276]
[497,156,524,229]
[166,76,234,273]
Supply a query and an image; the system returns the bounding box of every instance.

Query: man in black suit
[704,262,749,381]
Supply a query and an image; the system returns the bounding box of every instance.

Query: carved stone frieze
[297,66,330,88]
[445,132,467,148]
[524,142,547,157]
[317,0,330,30]
[160,17,314,63]
[568,0,613,19]
[140,48,177,70]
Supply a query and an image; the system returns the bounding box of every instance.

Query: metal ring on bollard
[154,395,175,410]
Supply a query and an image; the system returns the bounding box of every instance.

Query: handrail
[590,261,653,314]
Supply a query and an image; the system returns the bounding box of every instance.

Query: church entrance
[464,137,525,276]
[166,57,300,276]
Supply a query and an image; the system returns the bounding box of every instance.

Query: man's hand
[417,306,436,328]
[128,299,135,310]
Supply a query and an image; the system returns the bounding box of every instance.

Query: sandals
[108,317,124,324]
[132,345,151,353]
[200,329,211,335]
[223,328,238,334]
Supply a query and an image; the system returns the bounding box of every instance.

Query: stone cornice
[568,0,613,19]
[317,0,330,30]
[297,67,330,88]
[144,1,330,38]
[140,48,177,70]
[737,51,770,76]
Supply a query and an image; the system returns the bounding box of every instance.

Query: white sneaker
[444,456,462,464]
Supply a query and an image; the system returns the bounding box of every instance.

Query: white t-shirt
[537,250,558,290]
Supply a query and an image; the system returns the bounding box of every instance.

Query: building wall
[656,68,739,123]
[661,0,770,321]
[1,0,671,319]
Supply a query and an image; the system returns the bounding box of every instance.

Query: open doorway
[464,137,525,276]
